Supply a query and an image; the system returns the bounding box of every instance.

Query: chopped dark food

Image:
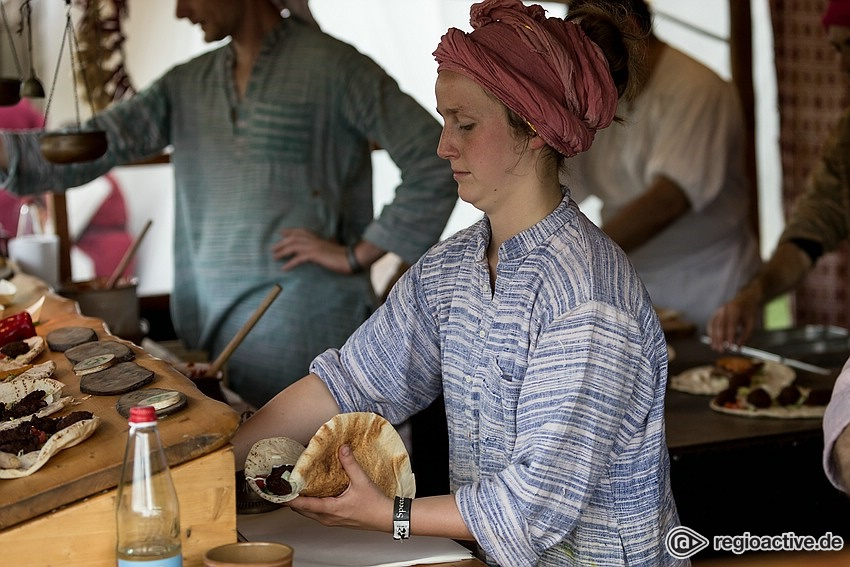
[265,464,295,496]
[0,340,29,358]
[777,385,803,407]
[56,411,93,430]
[714,387,738,407]
[746,387,773,408]
[727,373,752,390]
[0,389,48,421]
[804,388,833,406]
[0,411,93,455]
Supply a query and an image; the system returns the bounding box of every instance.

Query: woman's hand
[289,445,394,532]
[272,228,349,273]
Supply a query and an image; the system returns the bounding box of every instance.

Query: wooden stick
[206,284,283,377]
[105,219,152,290]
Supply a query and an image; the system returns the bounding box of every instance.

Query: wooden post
[729,0,760,246]
[47,192,72,285]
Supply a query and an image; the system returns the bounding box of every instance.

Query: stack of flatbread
[245,412,416,503]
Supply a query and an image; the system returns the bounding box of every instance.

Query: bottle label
[117,553,182,566]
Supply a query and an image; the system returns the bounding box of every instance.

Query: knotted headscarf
[433,0,617,157]
[823,0,850,29]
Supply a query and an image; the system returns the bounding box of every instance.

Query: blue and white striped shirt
[313,194,685,566]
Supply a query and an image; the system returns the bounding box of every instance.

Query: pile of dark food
[0,411,93,455]
[0,389,48,421]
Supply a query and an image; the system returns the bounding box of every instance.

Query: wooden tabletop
[0,271,241,530]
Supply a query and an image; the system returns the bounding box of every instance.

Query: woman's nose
[436,130,455,160]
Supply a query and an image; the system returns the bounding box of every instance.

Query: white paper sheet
[238,507,475,567]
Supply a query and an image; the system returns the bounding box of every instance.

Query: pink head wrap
[823,0,850,29]
[433,0,617,157]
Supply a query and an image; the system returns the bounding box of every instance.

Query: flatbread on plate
[670,359,795,396]
[245,412,416,504]
[0,336,45,372]
[1,360,56,383]
[0,376,71,431]
[709,385,827,419]
[0,413,100,478]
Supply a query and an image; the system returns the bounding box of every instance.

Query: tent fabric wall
[770,0,850,328]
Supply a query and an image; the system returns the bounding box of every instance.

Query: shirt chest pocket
[482,356,525,413]
[248,101,314,163]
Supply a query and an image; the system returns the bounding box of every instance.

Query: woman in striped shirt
[233,1,685,564]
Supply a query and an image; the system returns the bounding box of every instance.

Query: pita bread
[0,376,71,431]
[245,412,416,504]
[0,413,100,478]
[0,336,45,372]
[1,360,56,383]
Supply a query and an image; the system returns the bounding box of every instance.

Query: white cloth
[566,44,761,329]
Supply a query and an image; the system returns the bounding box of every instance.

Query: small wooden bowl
[40,130,108,164]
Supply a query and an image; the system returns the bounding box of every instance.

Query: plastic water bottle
[115,405,183,566]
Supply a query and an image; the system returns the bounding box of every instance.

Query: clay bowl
[40,130,108,164]
[0,78,21,106]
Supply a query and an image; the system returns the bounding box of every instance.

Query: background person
[231,1,683,565]
[708,0,850,351]
[0,0,457,408]
[563,0,761,331]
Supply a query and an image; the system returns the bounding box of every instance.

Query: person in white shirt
[563,0,761,330]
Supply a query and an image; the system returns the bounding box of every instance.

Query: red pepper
[0,312,37,349]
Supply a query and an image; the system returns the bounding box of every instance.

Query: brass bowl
[40,130,108,164]
[0,78,21,106]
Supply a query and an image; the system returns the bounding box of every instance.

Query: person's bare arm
[272,229,386,274]
[601,174,691,253]
[230,374,341,467]
[707,241,813,349]
[834,424,850,494]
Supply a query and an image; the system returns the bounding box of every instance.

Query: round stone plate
[64,340,135,365]
[79,362,154,396]
[46,327,97,352]
[116,388,187,418]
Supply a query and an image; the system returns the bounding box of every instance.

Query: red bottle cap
[129,405,157,423]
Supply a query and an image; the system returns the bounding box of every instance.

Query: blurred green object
[765,294,793,330]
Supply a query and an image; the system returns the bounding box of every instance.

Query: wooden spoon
[206,284,283,378]
[105,220,152,290]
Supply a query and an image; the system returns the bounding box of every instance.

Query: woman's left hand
[288,444,394,532]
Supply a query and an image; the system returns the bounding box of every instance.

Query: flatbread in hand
[245,412,416,504]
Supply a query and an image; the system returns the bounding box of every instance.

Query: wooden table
[0,271,241,565]
[665,336,850,560]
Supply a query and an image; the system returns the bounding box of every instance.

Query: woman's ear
[529,132,547,150]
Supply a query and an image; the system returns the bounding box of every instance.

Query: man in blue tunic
[0,0,456,407]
